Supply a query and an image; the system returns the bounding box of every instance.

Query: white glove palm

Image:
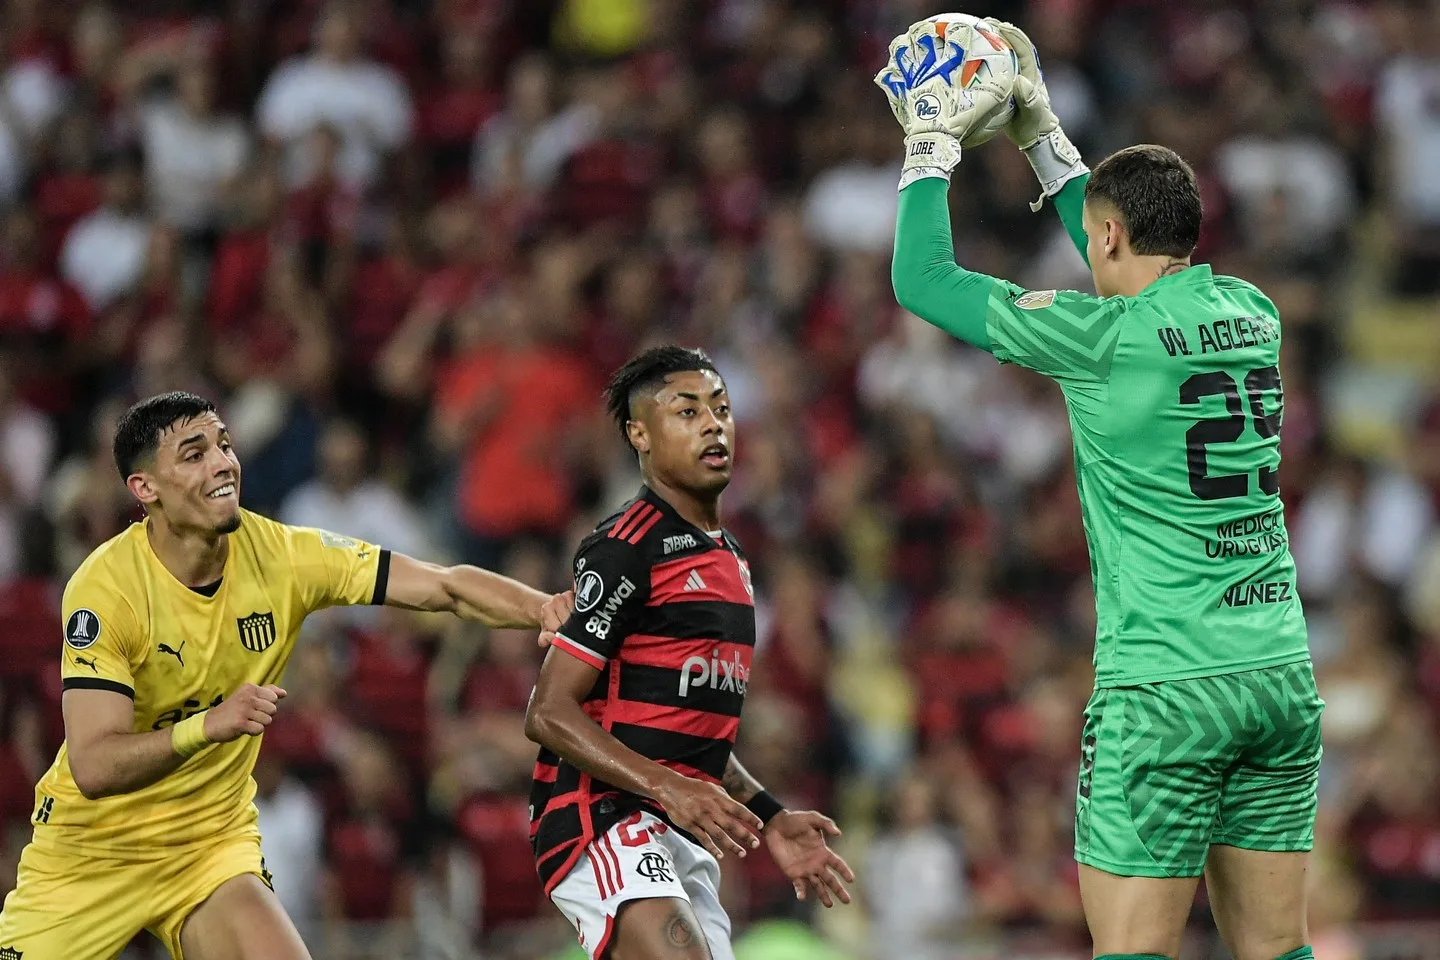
[875,23,1013,189]
[991,20,1088,209]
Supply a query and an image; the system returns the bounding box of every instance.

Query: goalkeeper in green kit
[876,15,1323,960]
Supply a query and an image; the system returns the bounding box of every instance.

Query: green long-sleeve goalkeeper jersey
[892,176,1309,687]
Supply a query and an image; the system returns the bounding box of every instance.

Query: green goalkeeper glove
[992,20,1089,211]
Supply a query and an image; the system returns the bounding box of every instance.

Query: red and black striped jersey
[530,486,756,893]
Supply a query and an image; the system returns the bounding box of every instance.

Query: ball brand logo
[913,95,942,121]
[678,648,749,698]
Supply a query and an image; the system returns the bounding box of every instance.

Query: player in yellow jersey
[0,391,574,960]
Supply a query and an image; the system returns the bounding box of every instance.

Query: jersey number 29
[1180,365,1283,500]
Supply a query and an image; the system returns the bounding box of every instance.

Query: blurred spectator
[59,147,152,311]
[429,279,597,569]
[255,746,325,945]
[803,109,898,255]
[122,34,250,235]
[1376,1,1440,294]
[0,357,54,577]
[1215,62,1354,270]
[0,40,67,205]
[472,53,593,196]
[280,417,438,561]
[863,774,972,960]
[256,1,413,192]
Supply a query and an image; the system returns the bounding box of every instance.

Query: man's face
[132,412,243,535]
[630,370,734,499]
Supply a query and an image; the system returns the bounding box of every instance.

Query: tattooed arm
[721,755,766,805]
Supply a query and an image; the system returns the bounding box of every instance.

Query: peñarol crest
[236,611,277,652]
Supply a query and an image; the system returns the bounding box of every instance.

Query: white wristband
[899,133,962,191]
[1023,128,1089,211]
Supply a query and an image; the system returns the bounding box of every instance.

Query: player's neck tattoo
[1159,259,1190,278]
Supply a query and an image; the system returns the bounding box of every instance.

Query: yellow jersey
[34,509,387,858]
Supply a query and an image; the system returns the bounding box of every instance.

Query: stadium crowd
[1,0,1440,956]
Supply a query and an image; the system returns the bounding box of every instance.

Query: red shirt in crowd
[434,343,595,539]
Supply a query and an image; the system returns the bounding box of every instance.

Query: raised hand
[990,20,1057,150]
[989,19,1088,208]
[874,17,1015,145]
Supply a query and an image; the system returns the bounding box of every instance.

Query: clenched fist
[203,683,287,742]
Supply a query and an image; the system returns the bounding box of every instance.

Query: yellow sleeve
[61,577,145,699]
[287,526,390,613]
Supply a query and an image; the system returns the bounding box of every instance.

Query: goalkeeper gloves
[992,20,1089,210]
[875,23,1013,191]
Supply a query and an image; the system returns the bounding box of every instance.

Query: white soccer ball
[915,13,1018,147]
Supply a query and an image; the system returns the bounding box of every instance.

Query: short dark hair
[604,346,720,450]
[1084,144,1202,259]
[113,391,217,480]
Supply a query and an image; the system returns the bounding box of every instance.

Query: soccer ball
[909,14,1019,148]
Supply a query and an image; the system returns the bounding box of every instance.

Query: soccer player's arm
[1053,173,1090,265]
[288,525,553,629]
[524,537,764,860]
[892,177,1124,381]
[59,583,188,799]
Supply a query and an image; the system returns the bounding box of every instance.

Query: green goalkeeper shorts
[1074,659,1324,878]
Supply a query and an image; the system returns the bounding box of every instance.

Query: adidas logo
[683,570,707,592]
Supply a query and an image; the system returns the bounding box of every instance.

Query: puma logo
[73,655,98,673]
[157,641,185,667]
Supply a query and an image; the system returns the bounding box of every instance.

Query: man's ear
[1104,216,1126,260]
[126,471,159,507]
[626,419,650,456]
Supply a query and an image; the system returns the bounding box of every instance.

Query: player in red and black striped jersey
[526,346,854,960]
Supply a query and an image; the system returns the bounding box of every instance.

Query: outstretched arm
[382,552,572,632]
[879,18,1121,384]
[890,178,997,351]
[991,19,1090,260]
[1055,173,1090,264]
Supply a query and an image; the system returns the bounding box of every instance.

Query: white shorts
[550,810,734,960]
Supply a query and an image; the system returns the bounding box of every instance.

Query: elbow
[891,283,922,320]
[523,699,555,749]
[68,754,112,801]
[890,261,923,319]
[523,706,545,747]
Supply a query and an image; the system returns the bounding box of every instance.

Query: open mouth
[700,444,730,468]
[206,483,236,500]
